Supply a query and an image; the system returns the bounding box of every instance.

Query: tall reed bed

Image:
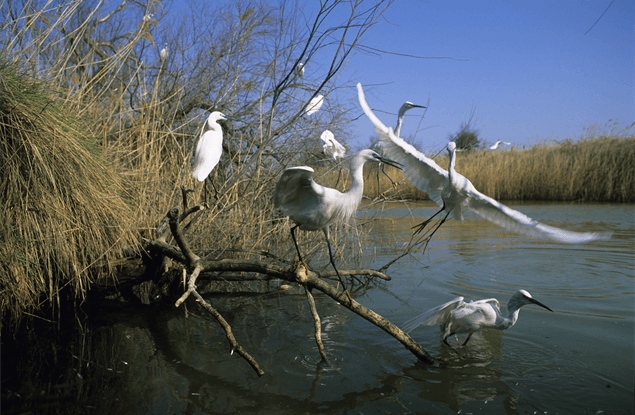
[355,135,634,202]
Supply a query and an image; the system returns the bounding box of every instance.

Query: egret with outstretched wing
[402,290,553,346]
[357,82,611,244]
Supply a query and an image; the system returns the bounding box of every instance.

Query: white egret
[490,140,511,150]
[160,43,168,62]
[273,149,402,299]
[304,95,324,116]
[394,101,426,137]
[375,100,427,190]
[401,290,553,346]
[357,82,611,244]
[320,130,346,160]
[296,62,305,78]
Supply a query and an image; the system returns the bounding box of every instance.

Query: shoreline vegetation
[352,134,634,203]
[1,1,633,327]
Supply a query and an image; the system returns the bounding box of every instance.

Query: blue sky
[339,0,634,151]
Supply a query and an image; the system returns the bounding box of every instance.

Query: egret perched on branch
[296,62,305,78]
[192,111,234,200]
[490,140,511,150]
[401,290,553,346]
[273,149,402,299]
[320,130,346,160]
[357,82,612,244]
[304,95,324,116]
[160,43,168,62]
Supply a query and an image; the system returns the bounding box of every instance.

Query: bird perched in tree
[304,95,324,116]
[401,290,553,346]
[273,149,402,300]
[296,62,305,78]
[320,130,346,160]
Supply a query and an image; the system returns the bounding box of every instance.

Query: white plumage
[304,95,324,116]
[402,289,553,346]
[296,62,305,78]
[320,130,346,160]
[490,140,511,150]
[192,111,228,182]
[273,149,402,298]
[357,82,611,244]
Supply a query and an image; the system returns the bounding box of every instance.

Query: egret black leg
[290,225,304,263]
[380,163,398,186]
[424,209,451,240]
[412,204,446,235]
[324,235,352,302]
[462,333,473,346]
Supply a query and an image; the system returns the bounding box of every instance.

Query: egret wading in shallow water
[357,82,612,244]
[490,140,511,150]
[304,95,324,116]
[192,111,233,200]
[273,149,402,300]
[401,290,554,346]
[320,130,346,160]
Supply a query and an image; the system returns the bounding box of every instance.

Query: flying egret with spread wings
[357,82,611,244]
[273,149,402,299]
[490,140,511,150]
[401,290,553,346]
[320,130,346,160]
[304,95,324,116]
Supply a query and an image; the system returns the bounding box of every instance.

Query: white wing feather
[357,83,447,206]
[465,188,612,243]
[401,297,465,334]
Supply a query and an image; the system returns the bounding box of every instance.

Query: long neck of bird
[448,148,456,179]
[346,157,367,199]
[496,303,522,330]
[394,108,407,136]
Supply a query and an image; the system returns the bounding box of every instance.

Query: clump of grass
[0,64,139,323]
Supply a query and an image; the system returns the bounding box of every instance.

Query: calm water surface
[4,202,633,415]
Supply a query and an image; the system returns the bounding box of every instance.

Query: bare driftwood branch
[304,284,329,363]
[166,207,264,377]
[147,206,438,368]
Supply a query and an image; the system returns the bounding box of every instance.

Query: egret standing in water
[320,130,346,160]
[490,140,511,150]
[357,82,611,244]
[273,149,402,300]
[192,111,232,200]
[401,290,554,346]
[304,95,324,116]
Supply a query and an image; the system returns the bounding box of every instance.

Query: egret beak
[529,297,553,312]
[376,155,403,170]
[411,104,426,109]
[222,115,238,122]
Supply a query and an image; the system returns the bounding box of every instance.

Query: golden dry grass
[352,135,635,202]
[0,65,139,322]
